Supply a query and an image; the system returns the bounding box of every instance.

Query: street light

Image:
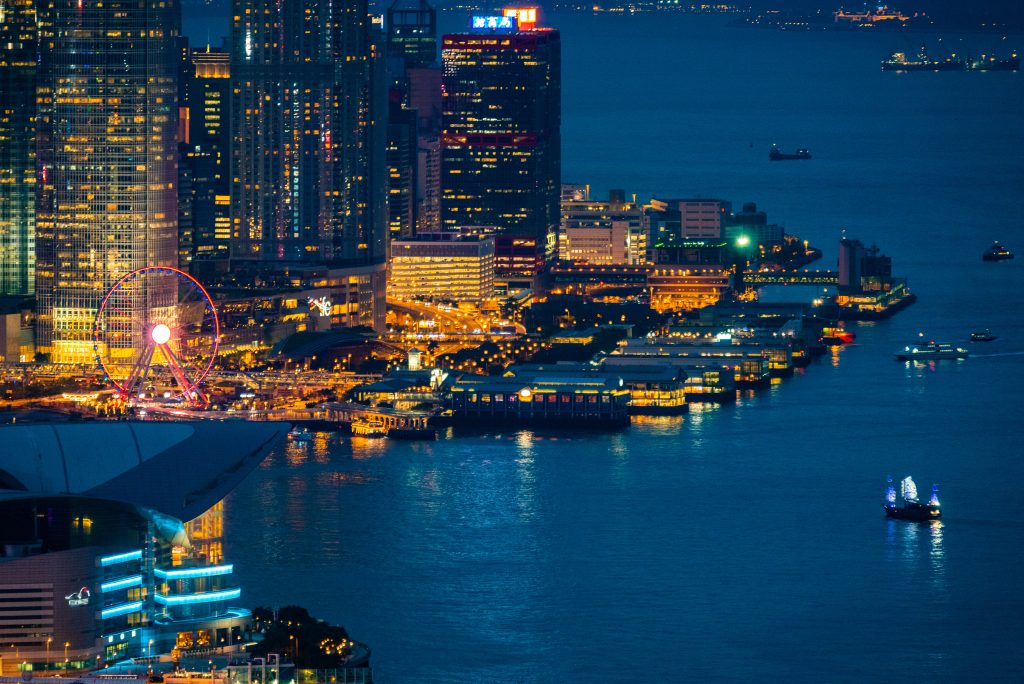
[64,641,69,670]
[46,636,52,672]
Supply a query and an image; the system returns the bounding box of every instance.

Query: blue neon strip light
[154,564,233,580]
[100,575,144,593]
[101,601,144,619]
[154,588,241,606]
[100,550,142,567]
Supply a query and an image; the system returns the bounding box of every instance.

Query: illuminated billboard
[470,15,517,32]
[503,7,538,30]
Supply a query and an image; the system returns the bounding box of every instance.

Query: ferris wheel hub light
[151,323,171,345]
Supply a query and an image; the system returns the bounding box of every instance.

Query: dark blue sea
[196,12,1024,682]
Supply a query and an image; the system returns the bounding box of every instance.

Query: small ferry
[885,476,941,521]
[351,417,387,438]
[970,329,997,342]
[820,326,855,345]
[769,145,811,161]
[894,341,968,361]
[287,426,313,442]
[982,241,1014,262]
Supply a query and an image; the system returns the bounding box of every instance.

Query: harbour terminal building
[0,422,287,675]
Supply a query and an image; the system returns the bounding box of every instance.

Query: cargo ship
[883,46,1019,72]
[881,46,963,71]
[885,476,941,521]
[894,341,969,361]
[982,241,1014,261]
[769,145,811,161]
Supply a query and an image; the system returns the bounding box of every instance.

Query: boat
[820,326,855,345]
[970,329,997,342]
[769,145,811,161]
[350,417,387,438]
[966,53,1020,71]
[885,476,941,521]
[287,426,313,442]
[881,46,964,71]
[894,341,968,361]
[982,241,1014,261]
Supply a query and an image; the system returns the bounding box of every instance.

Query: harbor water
[209,12,1024,682]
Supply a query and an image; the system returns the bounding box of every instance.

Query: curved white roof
[0,421,288,521]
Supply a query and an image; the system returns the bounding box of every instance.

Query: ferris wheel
[93,266,220,406]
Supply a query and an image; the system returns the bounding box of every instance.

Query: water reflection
[884,519,947,590]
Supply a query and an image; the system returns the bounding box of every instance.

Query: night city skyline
[2,0,1023,681]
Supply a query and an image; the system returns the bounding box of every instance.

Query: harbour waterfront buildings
[0,0,37,296]
[441,10,561,266]
[34,0,181,363]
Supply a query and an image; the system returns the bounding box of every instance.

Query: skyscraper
[182,48,231,265]
[0,0,38,296]
[35,0,180,363]
[230,0,385,266]
[386,0,437,69]
[441,9,561,265]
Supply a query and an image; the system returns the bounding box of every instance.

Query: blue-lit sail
[929,484,940,507]
[885,475,897,507]
[901,476,918,503]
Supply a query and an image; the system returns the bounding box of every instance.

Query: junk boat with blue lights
[885,476,941,521]
[769,145,811,161]
[982,241,1014,261]
[970,329,997,342]
[894,341,968,361]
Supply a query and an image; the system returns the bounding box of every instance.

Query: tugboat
[970,329,997,342]
[894,341,969,361]
[769,145,812,161]
[885,476,941,521]
[820,326,855,345]
[982,241,1014,261]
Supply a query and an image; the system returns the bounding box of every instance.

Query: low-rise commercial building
[390,232,495,302]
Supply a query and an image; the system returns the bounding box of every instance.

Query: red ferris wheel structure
[92,266,220,407]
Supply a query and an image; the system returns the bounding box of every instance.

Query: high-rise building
[387,0,437,69]
[230,0,384,265]
[182,48,231,264]
[0,0,38,296]
[386,104,419,239]
[35,0,181,363]
[441,9,561,263]
[229,0,386,329]
[385,1,439,241]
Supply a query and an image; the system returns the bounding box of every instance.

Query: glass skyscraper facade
[0,0,38,296]
[440,15,561,263]
[35,0,180,363]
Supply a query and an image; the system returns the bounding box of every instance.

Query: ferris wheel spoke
[160,342,206,401]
